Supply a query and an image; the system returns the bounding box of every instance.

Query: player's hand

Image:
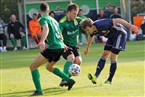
[36,32,42,37]
[38,41,45,51]
[10,34,14,38]
[130,25,138,32]
[20,32,25,37]
[64,44,72,52]
[84,48,89,55]
[64,45,68,52]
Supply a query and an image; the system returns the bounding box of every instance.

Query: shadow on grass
[1,85,99,97]
[1,87,67,97]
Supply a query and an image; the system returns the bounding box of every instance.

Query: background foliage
[0,0,18,22]
[0,0,145,22]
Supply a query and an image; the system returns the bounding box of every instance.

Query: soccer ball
[69,64,80,76]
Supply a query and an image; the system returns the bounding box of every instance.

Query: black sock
[108,62,117,82]
[95,58,106,78]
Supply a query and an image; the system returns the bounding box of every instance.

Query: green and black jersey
[59,16,82,47]
[39,14,64,49]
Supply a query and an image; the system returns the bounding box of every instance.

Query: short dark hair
[67,3,79,12]
[80,18,93,29]
[40,2,49,12]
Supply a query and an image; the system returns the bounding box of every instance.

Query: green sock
[21,35,26,47]
[79,32,82,43]
[31,69,42,93]
[63,61,73,77]
[53,67,70,81]
[10,38,17,47]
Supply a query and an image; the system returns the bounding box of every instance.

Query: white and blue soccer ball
[69,64,80,76]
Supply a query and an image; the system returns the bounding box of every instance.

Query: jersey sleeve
[76,17,83,23]
[59,22,64,32]
[39,18,47,27]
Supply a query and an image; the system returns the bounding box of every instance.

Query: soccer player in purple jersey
[80,18,138,84]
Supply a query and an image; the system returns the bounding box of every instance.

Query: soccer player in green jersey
[29,2,75,96]
[59,3,82,86]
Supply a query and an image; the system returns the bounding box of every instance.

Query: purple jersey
[92,19,127,51]
[91,19,127,38]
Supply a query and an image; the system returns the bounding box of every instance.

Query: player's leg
[10,34,17,50]
[59,48,75,86]
[2,34,7,51]
[0,34,7,52]
[88,50,110,84]
[30,54,47,96]
[45,49,76,90]
[46,62,76,90]
[95,50,111,77]
[88,39,112,84]
[95,38,114,78]
[104,50,119,84]
[62,48,75,76]
[105,32,127,84]
[71,48,82,77]
[21,34,26,49]
[73,47,82,65]
[74,56,82,65]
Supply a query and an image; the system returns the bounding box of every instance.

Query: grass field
[0,40,145,97]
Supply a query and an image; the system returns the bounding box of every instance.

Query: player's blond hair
[80,18,93,29]
[67,3,79,12]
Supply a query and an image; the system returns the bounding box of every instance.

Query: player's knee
[102,51,110,59]
[110,54,118,62]
[30,64,35,71]
[74,59,82,65]
[46,65,53,72]
[67,55,75,62]
[10,36,14,38]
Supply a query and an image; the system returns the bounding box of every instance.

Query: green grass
[0,40,145,97]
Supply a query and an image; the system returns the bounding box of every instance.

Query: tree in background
[0,0,18,22]
[131,0,145,17]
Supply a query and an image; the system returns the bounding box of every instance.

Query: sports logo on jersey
[102,30,109,34]
[67,29,79,35]
[102,30,107,33]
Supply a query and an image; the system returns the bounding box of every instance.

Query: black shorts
[104,45,120,55]
[9,33,21,39]
[14,35,22,39]
[62,44,81,60]
[41,48,64,62]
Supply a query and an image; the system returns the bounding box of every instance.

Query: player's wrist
[129,24,132,29]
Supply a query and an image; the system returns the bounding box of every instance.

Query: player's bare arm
[38,24,49,51]
[84,36,94,55]
[112,18,138,32]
